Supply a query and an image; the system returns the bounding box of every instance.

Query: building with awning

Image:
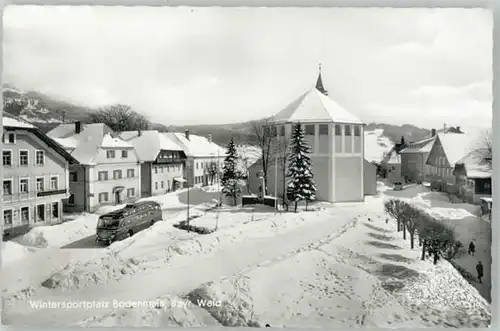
[248,67,369,203]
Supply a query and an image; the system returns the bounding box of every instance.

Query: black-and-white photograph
[0,5,493,328]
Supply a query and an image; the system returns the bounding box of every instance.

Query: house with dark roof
[47,122,141,212]
[248,67,373,203]
[119,130,187,197]
[2,112,79,237]
[399,133,436,183]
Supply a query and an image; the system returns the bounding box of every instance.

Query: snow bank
[77,294,216,327]
[41,254,138,291]
[1,242,33,265]
[13,213,98,248]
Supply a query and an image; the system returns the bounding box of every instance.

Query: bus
[96,201,162,245]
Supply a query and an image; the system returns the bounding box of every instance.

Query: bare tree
[251,119,276,194]
[472,129,492,169]
[274,129,290,209]
[87,104,150,132]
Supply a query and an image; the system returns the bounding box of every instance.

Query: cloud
[2,6,493,128]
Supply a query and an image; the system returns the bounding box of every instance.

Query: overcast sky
[3,6,493,129]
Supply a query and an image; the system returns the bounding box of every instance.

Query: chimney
[75,121,82,134]
[207,134,212,143]
[443,123,447,134]
[185,129,190,140]
[138,129,142,137]
[431,128,436,137]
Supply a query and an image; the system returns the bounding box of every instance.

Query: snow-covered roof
[270,88,364,125]
[364,129,393,163]
[165,132,226,158]
[2,112,36,128]
[101,134,133,148]
[47,123,130,165]
[455,149,491,179]
[119,130,185,162]
[399,136,436,154]
[438,130,484,167]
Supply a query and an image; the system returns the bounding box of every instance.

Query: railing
[3,189,68,203]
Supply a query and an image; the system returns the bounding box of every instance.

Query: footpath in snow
[383,184,492,302]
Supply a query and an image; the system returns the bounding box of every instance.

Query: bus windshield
[97,216,120,228]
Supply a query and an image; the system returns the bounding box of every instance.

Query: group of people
[468,241,484,284]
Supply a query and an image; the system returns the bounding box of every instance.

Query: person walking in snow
[468,241,476,256]
[476,261,484,284]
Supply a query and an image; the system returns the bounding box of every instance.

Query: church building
[248,67,368,203]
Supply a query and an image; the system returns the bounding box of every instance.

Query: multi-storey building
[166,131,226,187]
[119,130,187,197]
[2,113,78,237]
[47,122,141,212]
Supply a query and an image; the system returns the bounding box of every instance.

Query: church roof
[270,88,364,125]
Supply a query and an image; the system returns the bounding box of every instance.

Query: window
[161,167,164,173]
[354,126,361,137]
[36,177,44,191]
[52,202,59,219]
[344,125,352,136]
[196,162,199,170]
[19,150,29,166]
[155,167,158,174]
[4,210,13,225]
[36,205,45,222]
[20,178,29,193]
[127,169,135,178]
[20,207,29,224]
[161,181,164,189]
[50,176,59,190]
[319,124,329,136]
[279,125,285,136]
[98,192,109,203]
[3,180,12,195]
[70,172,78,182]
[305,125,315,135]
[106,150,115,159]
[335,124,342,136]
[98,171,108,181]
[68,194,75,205]
[3,132,15,144]
[36,150,45,165]
[3,151,12,166]
[167,166,170,173]
[155,182,158,190]
[127,188,135,197]
[113,170,122,179]
[121,150,128,158]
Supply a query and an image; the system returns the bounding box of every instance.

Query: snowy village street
[1,183,492,328]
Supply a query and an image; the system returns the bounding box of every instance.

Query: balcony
[3,189,68,203]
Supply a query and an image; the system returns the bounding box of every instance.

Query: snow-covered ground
[1,184,491,327]
[383,183,492,302]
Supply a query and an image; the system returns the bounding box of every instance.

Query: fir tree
[286,123,318,212]
[222,138,242,206]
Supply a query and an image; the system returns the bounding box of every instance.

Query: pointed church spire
[315,63,328,95]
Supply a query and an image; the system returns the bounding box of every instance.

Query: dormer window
[2,132,15,144]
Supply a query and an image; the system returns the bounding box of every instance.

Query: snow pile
[1,242,33,265]
[77,294,218,327]
[41,254,138,291]
[364,129,393,163]
[13,213,98,248]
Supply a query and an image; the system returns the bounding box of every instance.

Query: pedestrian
[468,241,476,256]
[476,261,484,284]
